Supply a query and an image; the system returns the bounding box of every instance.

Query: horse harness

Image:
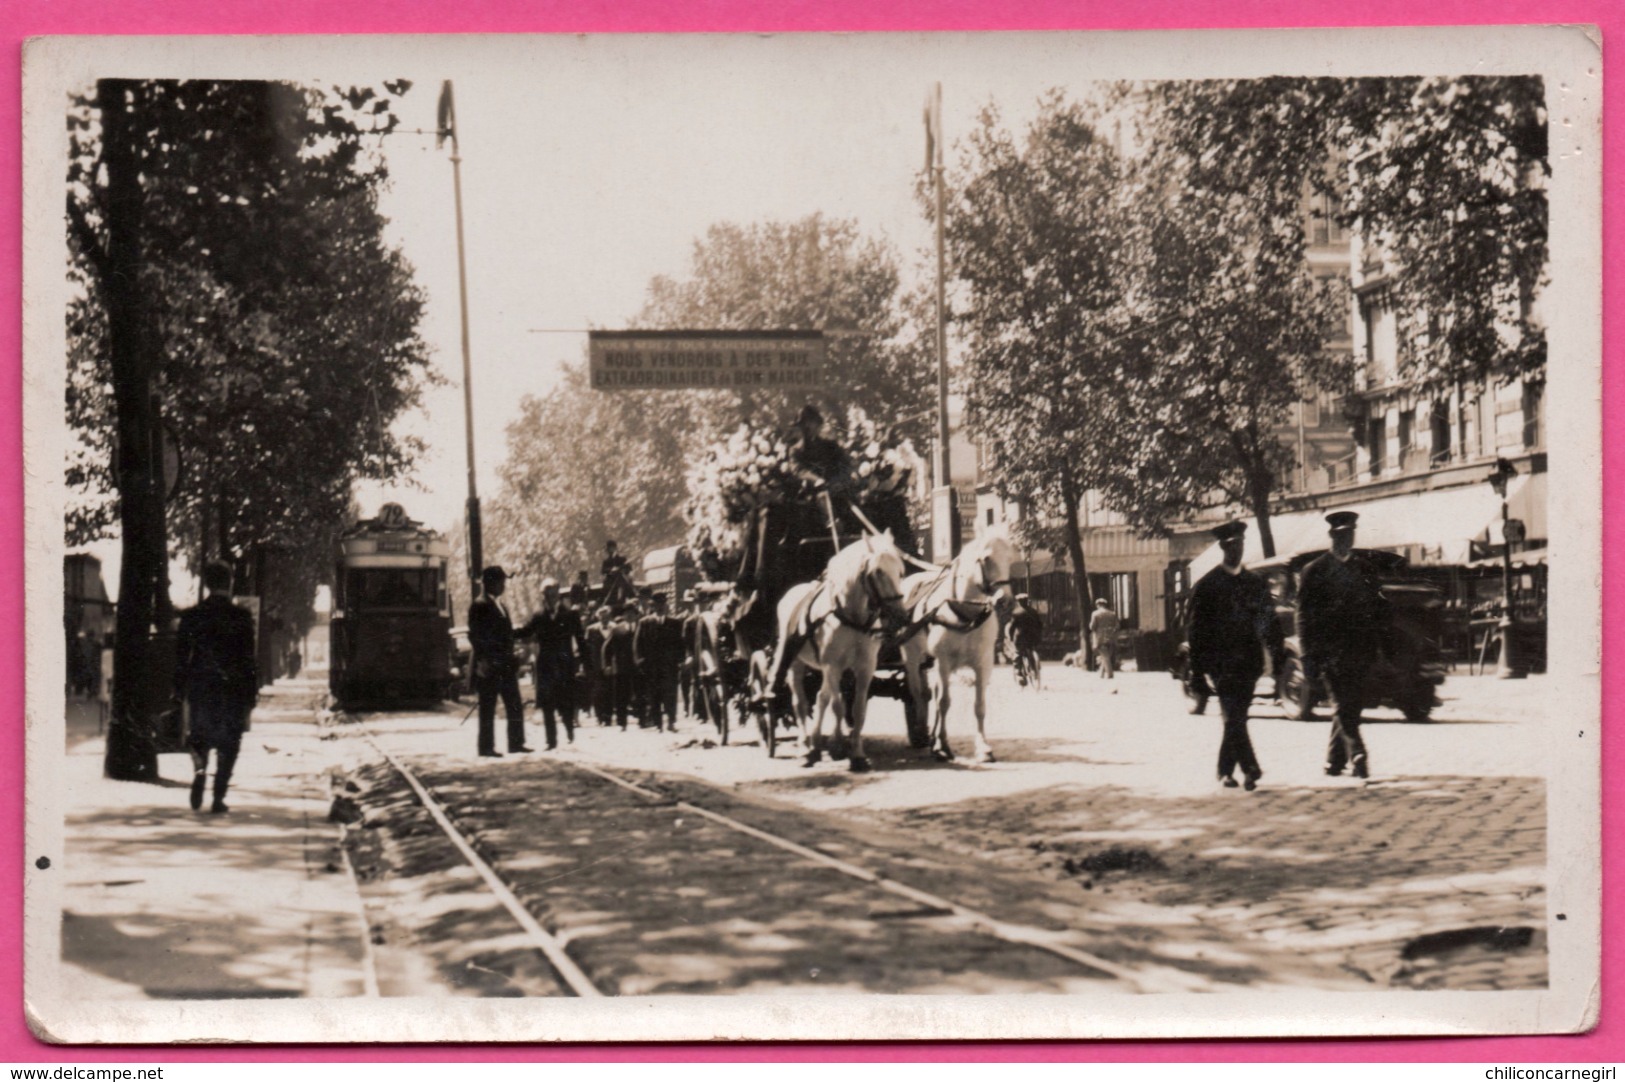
[787,552,904,663]
[894,551,1011,645]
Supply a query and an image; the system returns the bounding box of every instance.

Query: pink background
[1,0,1616,1063]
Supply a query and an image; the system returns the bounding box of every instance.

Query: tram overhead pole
[437,80,484,596]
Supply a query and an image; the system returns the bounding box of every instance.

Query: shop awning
[1187,478,1527,578]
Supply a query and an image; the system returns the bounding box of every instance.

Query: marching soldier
[467,565,532,757]
[517,577,581,750]
[1188,521,1283,791]
[1297,511,1392,780]
[636,594,687,732]
[583,605,613,726]
[601,604,638,730]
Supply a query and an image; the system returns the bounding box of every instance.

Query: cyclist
[1006,594,1044,688]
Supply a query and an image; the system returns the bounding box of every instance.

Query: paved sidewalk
[56,679,375,1001]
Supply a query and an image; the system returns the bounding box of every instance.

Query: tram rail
[359,730,1206,996]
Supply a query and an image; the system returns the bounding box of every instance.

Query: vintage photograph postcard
[21,26,1601,1043]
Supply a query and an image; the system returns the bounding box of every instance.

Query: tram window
[347,569,439,609]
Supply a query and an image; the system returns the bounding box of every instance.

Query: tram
[329,502,454,708]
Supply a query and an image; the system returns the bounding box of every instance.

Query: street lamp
[1487,457,1526,680]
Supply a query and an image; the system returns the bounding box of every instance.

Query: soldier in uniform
[174,561,258,814]
[583,605,613,726]
[636,594,686,732]
[467,565,532,757]
[516,578,581,750]
[1188,521,1283,791]
[1297,511,1391,780]
[601,604,639,730]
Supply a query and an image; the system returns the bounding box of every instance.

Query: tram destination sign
[588,330,827,391]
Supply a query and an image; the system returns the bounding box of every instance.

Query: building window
[1397,409,1414,471]
[1430,400,1451,465]
[1302,395,1321,427]
[1523,380,1544,449]
[1367,415,1387,477]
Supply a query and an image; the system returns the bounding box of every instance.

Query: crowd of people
[465,546,718,758]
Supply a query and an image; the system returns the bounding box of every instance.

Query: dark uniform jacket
[601,617,637,677]
[174,594,258,742]
[519,605,582,677]
[635,613,686,674]
[1297,552,1391,668]
[467,595,520,683]
[1189,565,1284,682]
[1008,606,1043,647]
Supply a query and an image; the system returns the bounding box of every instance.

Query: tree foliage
[945,94,1133,645]
[1098,80,1349,554]
[67,79,437,631]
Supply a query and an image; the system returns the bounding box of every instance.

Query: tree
[1334,76,1548,395]
[945,95,1133,654]
[1136,76,1548,396]
[1097,80,1348,555]
[67,79,434,779]
[1105,76,1547,552]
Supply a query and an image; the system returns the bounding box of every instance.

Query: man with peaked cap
[516,577,581,750]
[601,604,639,730]
[1296,511,1392,780]
[583,605,613,726]
[635,593,686,732]
[468,565,531,757]
[1188,520,1283,791]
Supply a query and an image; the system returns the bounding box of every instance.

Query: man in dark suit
[175,561,258,814]
[601,604,638,730]
[636,594,686,732]
[601,540,635,610]
[1297,511,1392,780]
[468,565,531,757]
[583,605,612,726]
[1188,521,1283,791]
[517,578,581,750]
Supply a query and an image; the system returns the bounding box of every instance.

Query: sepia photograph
[21,26,1601,1043]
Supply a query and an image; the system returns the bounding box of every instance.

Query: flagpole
[932,81,949,493]
[441,80,483,595]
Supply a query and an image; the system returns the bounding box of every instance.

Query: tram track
[357,727,1209,996]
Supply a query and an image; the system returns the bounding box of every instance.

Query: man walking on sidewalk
[1090,598,1121,678]
[1298,511,1392,780]
[174,561,258,814]
[1188,521,1282,791]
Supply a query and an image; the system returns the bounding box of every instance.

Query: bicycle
[1011,640,1042,690]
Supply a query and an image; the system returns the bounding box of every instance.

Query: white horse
[769,531,908,774]
[898,526,1017,764]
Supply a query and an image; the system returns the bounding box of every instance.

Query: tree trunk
[1060,472,1096,664]
[1249,469,1278,559]
[100,79,164,783]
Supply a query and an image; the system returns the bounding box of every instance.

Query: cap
[1326,511,1360,532]
[595,606,613,620]
[796,403,825,427]
[1014,593,1030,602]
[541,577,559,591]
[1095,598,1110,608]
[682,590,697,603]
[481,565,509,581]
[1211,520,1248,543]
